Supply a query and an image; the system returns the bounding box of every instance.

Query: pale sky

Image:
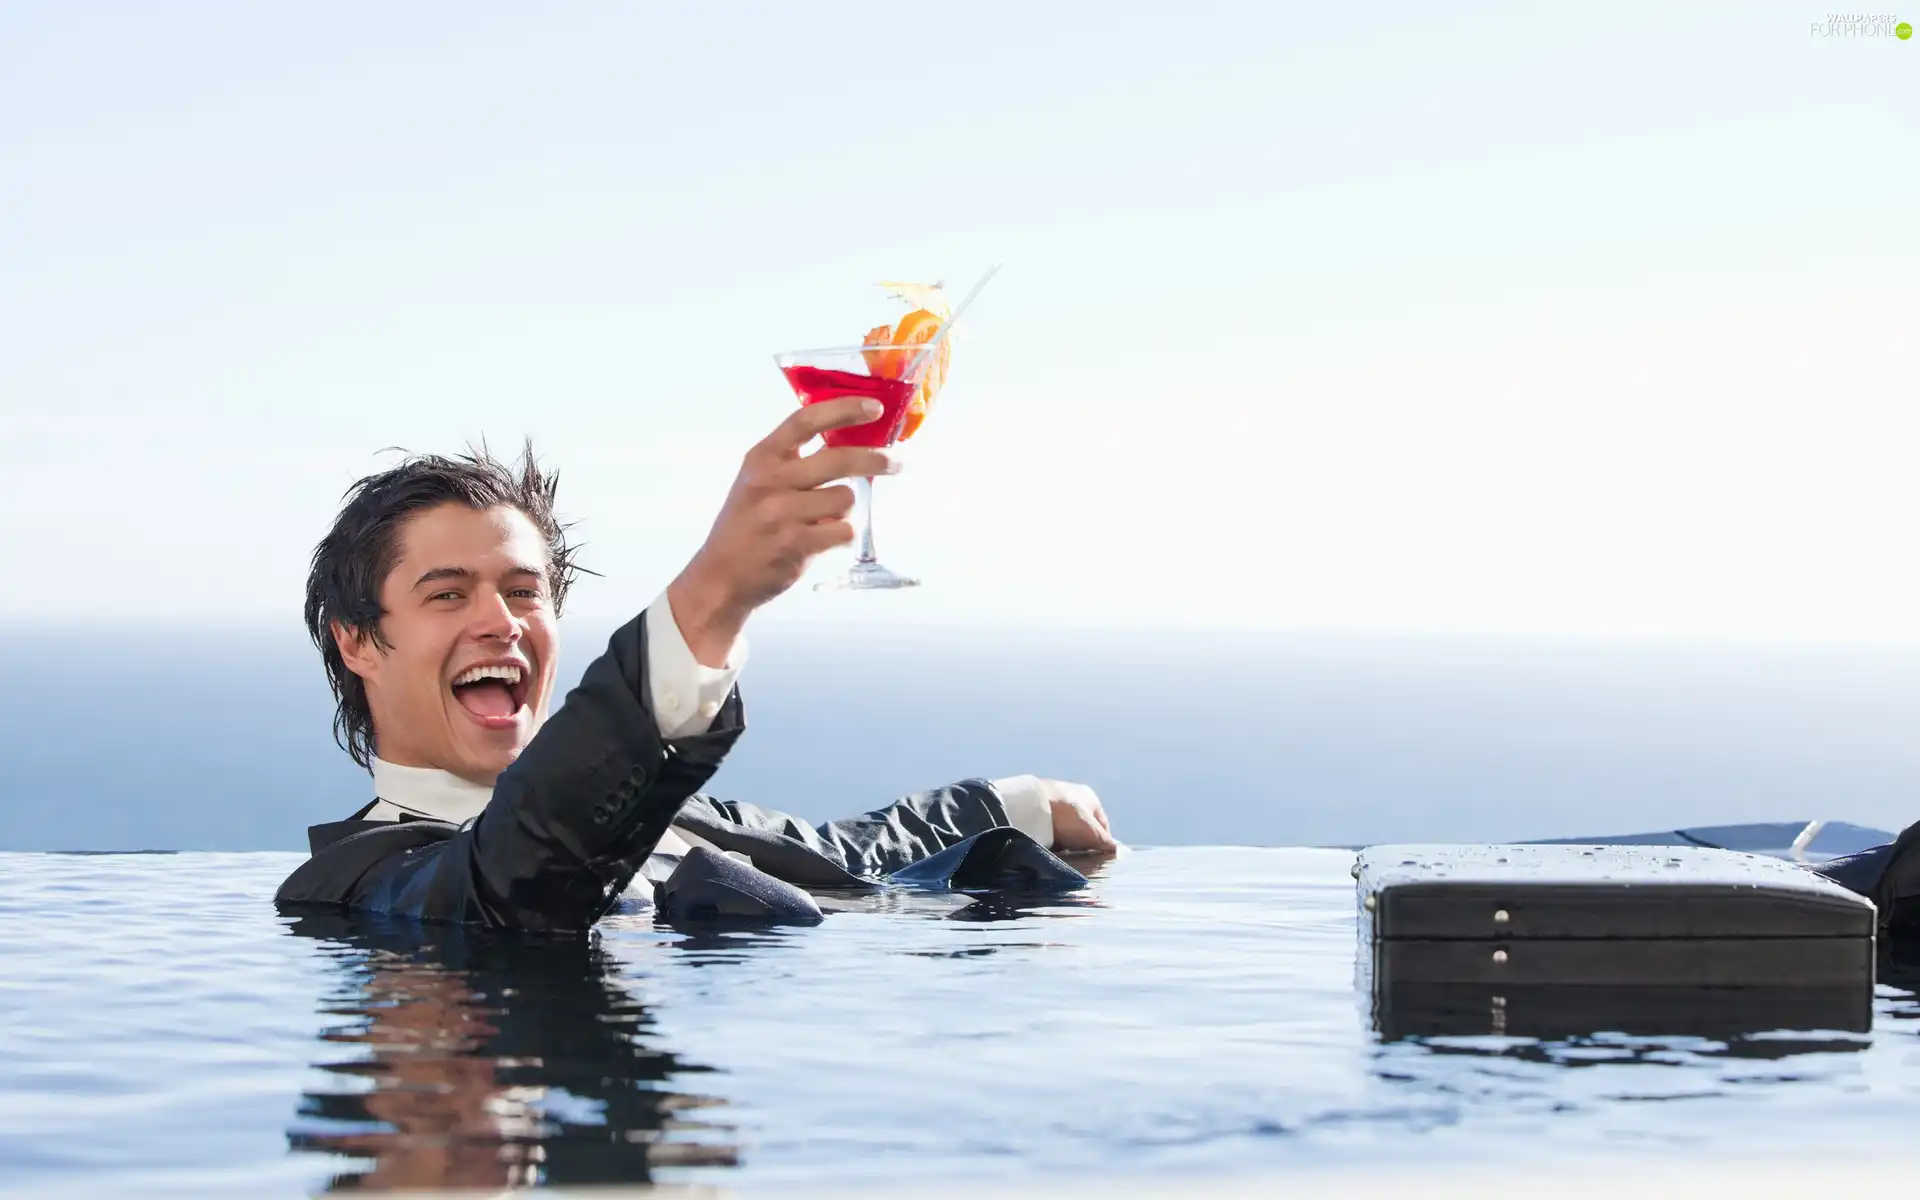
[3,1,1915,639]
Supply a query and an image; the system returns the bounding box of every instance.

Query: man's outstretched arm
[676,774,1117,880]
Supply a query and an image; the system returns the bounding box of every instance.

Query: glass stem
[853,475,878,566]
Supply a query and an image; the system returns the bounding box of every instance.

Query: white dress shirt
[365,592,1056,848]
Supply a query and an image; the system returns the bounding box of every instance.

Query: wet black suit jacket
[1815,822,1920,934]
[274,612,1028,931]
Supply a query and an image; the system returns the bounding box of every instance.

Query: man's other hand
[1040,779,1120,855]
[668,398,899,665]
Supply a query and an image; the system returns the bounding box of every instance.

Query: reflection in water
[284,914,738,1193]
[280,861,1114,1188]
[1883,939,1920,998]
[1373,983,1875,1047]
[948,892,1104,923]
[1370,976,1883,1094]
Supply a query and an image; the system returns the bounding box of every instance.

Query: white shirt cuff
[645,591,747,739]
[991,774,1055,848]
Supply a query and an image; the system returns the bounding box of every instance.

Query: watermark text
[1810,12,1910,36]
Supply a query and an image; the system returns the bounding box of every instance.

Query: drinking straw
[907,262,1001,379]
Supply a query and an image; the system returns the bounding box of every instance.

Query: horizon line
[7,613,1920,653]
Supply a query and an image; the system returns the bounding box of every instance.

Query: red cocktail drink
[773,275,970,591]
[772,271,993,591]
[781,365,915,449]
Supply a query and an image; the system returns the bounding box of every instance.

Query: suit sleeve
[679,778,1017,879]
[342,609,744,930]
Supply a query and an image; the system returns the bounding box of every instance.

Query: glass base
[814,560,920,591]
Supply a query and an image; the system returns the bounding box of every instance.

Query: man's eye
[509,588,544,601]
[429,591,462,602]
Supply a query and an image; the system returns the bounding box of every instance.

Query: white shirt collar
[368,757,494,825]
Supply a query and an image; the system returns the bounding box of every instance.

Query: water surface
[2,848,1916,1196]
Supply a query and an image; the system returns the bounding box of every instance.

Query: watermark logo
[1810,11,1910,35]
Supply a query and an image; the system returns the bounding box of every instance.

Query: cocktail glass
[774,343,934,590]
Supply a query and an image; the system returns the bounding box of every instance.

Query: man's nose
[470,590,522,643]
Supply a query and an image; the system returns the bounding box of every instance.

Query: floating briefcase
[1355,843,1878,1038]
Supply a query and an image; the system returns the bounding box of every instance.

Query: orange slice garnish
[882,309,943,440]
[859,302,952,440]
[900,338,950,439]
[861,324,900,379]
[890,309,942,355]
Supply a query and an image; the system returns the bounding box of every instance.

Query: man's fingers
[797,519,857,555]
[1057,782,1113,835]
[1081,814,1119,851]
[1076,807,1116,847]
[787,484,856,523]
[785,444,898,490]
[1058,821,1119,856]
[760,397,883,459]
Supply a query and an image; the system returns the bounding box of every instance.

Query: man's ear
[332,620,384,680]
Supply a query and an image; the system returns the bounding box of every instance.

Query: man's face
[335,503,562,784]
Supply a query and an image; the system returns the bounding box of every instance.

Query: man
[275,396,1117,930]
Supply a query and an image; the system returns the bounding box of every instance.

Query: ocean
[4,620,1918,852]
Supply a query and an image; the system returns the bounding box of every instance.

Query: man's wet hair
[305,443,584,770]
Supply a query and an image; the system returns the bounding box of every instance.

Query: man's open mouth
[450,661,532,725]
